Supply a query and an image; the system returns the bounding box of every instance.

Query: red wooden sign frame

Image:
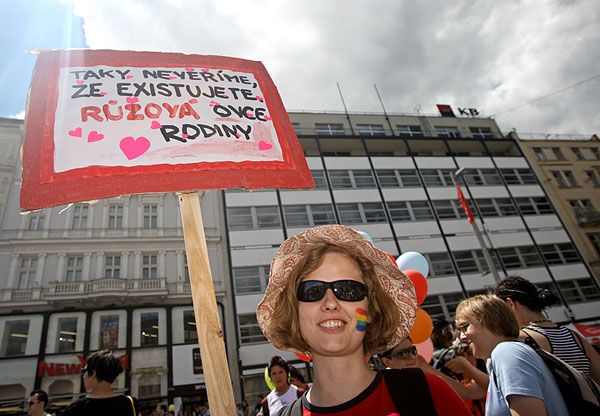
[21,50,313,211]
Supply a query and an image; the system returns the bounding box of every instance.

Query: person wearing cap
[257,224,469,415]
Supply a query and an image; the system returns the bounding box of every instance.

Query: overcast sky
[3,0,599,135]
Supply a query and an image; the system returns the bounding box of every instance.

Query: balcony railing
[0,278,226,303]
[515,132,597,141]
[45,278,167,297]
[574,207,600,226]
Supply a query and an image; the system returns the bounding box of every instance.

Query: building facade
[0,118,240,413]
[226,110,600,398]
[515,134,600,281]
[1,110,600,412]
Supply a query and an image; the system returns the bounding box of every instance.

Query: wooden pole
[178,192,236,415]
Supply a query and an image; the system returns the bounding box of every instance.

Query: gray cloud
[68,0,600,134]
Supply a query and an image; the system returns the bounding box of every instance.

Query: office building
[0,117,239,413]
[1,108,599,411]
[516,134,600,281]
[227,109,600,397]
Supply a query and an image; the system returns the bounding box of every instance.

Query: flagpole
[453,170,502,284]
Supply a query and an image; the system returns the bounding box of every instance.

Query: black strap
[383,368,438,416]
[283,370,437,416]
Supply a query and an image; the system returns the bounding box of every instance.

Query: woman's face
[297,251,369,358]
[455,318,499,359]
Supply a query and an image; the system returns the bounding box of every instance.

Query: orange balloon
[410,308,433,344]
[403,269,428,305]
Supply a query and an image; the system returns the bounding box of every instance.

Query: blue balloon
[396,252,429,277]
[356,230,373,243]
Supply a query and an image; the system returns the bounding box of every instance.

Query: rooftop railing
[514,132,598,141]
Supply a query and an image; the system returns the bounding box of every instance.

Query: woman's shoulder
[491,341,544,369]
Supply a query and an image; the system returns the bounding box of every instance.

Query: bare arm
[418,357,485,400]
[507,395,548,416]
[446,356,490,391]
[575,332,600,384]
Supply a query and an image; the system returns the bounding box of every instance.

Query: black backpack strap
[521,328,542,349]
[383,368,438,416]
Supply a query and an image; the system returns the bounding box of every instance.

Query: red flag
[457,184,475,224]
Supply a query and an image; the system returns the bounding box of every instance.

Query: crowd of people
[28,224,599,415]
[254,224,600,416]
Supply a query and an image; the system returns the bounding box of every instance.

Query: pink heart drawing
[75,79,84,85]
[126,75,134,79]
[256,95,264,102]
[201,68,210,72]
[68,127,82,137]
[87,131,104,143]
[264,115,272,121]
[168,75,177,80]
[185,67,195,71]
[150,121,162,129]
[182,133,189,139]
[119,136,150,160]
[258,140,272,151]
[235,133,241,138]
[126,97,139,104]
[189,99,198,104]
[100,91,107,96]
[209,100,220,107]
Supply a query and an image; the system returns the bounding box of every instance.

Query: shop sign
[37,353,128,377]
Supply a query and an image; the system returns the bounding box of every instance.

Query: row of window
[227,196,554,230]
[237,277,599,344]
[309,168,538,190]
[15,253,188,290]
[422,278,600,321]
[533,146,600,161]
[296,123,496,139]
[0,308,197,358]
[550,169,600,189]
[588,233,600,256]
[232,243,580,295]
[26,203,161,231]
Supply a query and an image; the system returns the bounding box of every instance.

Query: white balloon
[355,230,373,242]
[396,251,429,277]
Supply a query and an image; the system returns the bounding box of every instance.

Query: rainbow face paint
[356,307,368,331]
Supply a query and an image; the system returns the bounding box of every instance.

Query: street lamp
[452,168,502,284]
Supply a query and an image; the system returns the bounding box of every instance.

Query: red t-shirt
[301,372,470,416]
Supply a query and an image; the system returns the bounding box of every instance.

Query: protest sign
[21,49,312,211]
[20,49,314,415]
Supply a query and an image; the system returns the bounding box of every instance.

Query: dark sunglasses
[297,280,368,302]
[388,346,418,360]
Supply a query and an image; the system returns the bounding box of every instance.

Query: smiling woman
[256,224,471,416]
[455,295,570,416]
